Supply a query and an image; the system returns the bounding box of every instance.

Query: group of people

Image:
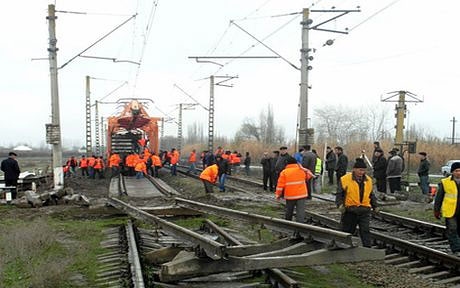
[198,147,251,193]
[371,141,431,195]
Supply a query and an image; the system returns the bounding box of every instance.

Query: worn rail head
[107,197,226,260]
[174,197,354,247]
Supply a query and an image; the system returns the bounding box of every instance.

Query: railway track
[172,165,460,286]
[104,174,383,287]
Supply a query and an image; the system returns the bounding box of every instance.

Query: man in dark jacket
[325,146,336,185]
[271,150,279,188]
[371,141,381,163]
[301,144,316,199]
[275,146,290,185]
[372,148,387,193]
[260,151,273,191]
[216,155,230,192]
[417,152,430,195]
[335,146,348,185]
[1,152,21,199]
[386,149,403,193]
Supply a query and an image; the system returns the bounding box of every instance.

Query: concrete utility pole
[46,4,64,189]
[177,103,197,152]
[298,8,311,149]
[452,117,457,145]
[297,8,360,149]
[85,76,92,155]
[381,90,423,146]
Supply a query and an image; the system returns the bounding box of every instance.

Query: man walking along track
[336,158,378,247]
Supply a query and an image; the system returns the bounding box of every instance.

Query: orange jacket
[79,158,89,168]
[230,153,240,164]
[170,151,179,165]
[88,157,96,167]
[275,163,311,200]
[93,158,104,169]
[109,154,121,168]
[222,154,229,160]
[143,148,151,158]
[138,138,146,147]
[134,161,147,173]
[200,164,218,183]
[126,154,138,167]
[189,151,196,163]
[151,155,162,167]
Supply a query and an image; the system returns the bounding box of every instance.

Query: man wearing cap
[434,162,460,255]
[386,149,403,193]
[372,148,387,193]
[336,158,378,247]
[1,152,21,199]
[417,152,430,195]
[274,146,290,185]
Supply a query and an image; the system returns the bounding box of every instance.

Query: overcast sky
[1,0,459,148]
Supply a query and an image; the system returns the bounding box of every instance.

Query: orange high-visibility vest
[93,158,104,169]
[200,164,218,183]
[189,151,196,163]
[222,154,229,160]
[109,154,121,168]
[79,158,88,168]
[134,161,147,173]
[88,157,96,167]
[275,164,311,200]
[151,155,162,167]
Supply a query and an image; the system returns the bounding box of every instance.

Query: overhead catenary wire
[59,14,137,69]
[132,0,160,92]
[173,84,209,111]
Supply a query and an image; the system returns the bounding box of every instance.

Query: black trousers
[375,176,387,193]
[336,172,346,185]
[446,213,460,253]
[306,179,313,199]
[5,179,18,199]
[327,169,334,184]
[388,177,401,193]
[202,180,214,193]
[262,171,273,191]
[341,207,372,247]
[285,198,306,223]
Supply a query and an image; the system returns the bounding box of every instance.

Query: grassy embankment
[0,206,127,288]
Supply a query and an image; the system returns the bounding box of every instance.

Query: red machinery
[107,100,160,155]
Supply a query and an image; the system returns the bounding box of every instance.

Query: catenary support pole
[47,4,64,189]
[95,100,100,155]
[85,76,92,155]
[208,75,215,152]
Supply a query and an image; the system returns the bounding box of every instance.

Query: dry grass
[0,218,70,288]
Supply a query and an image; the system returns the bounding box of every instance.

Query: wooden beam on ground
[204,219,242,246]
[160,247,385,282]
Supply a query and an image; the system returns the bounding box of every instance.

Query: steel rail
[373,211,445,236]
[175,197,354,247]
[304,210,460,271]
[126,220,145,288]
[107,197,226,260]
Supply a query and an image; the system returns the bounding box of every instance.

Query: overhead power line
[59,14,137,69]
[173,84,209,111]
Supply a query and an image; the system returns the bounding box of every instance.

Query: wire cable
[348,0,402,32]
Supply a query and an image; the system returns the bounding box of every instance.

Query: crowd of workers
[5,142,460,254]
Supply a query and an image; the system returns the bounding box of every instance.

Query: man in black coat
[334,146,348,184]
[325,146,336,185]
[372,148,387,193]
[301,144,316,200]
[1,152,21,199]
[260,151,273,191]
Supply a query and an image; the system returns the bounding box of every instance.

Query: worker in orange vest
[230,151,241,174]
[150,152,162,177]
[79,155,89,177]
[87,155,96,179]
[275,156,313,224]
[170,148,179,176]
[187,149,197,175]
[109,153,121,177]
[134,157,147,179]
[200,160,218,193]
[125,153,137,176]
[93,156,105,179]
